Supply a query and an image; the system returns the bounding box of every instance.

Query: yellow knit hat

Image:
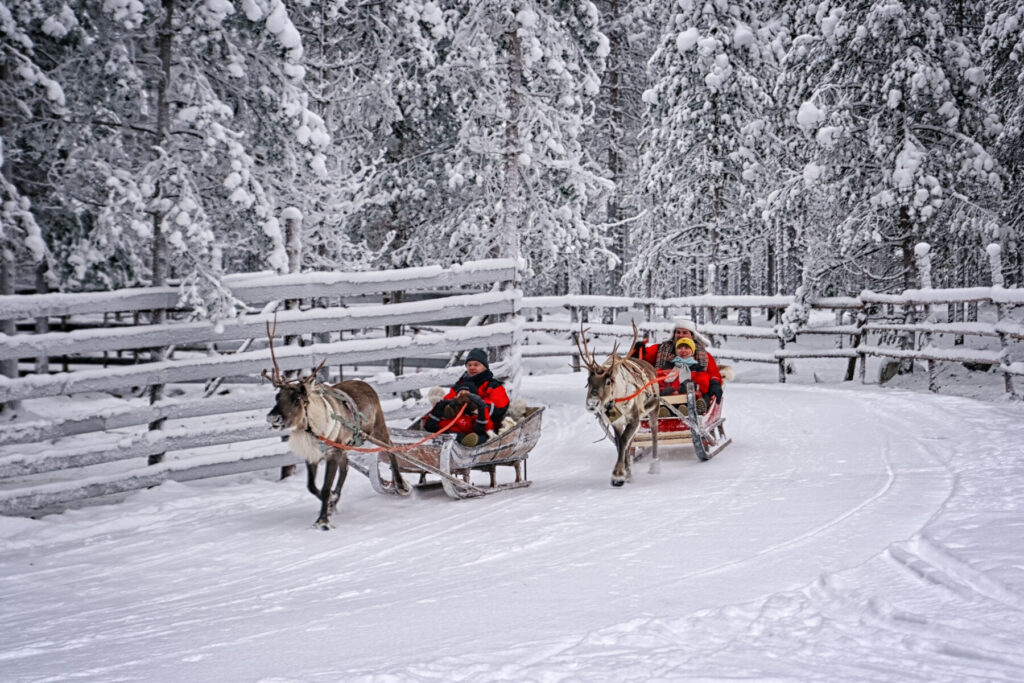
[675,337,696,352]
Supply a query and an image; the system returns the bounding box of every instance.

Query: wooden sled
[358,406,545,499]
[631,388,731,462]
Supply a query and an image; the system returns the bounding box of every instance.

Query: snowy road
[2,376,1024,681]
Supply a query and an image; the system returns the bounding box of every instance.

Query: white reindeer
[574,324,662,486]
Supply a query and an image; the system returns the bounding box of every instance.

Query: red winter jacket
[427,370,510,435]
[634,340,722,395]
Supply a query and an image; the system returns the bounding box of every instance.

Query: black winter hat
[466,348,489,367]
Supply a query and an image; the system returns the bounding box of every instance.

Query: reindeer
[263,323,408,529]
[574,324,662,487]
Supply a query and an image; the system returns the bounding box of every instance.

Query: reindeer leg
[305,461,322,499]
[314,459,339,530]
[616,415,643,485]
[611,426,634,487]
[387,453,411,496]
[328,453,348,514]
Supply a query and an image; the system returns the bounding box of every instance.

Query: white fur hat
[673,318,698,334]
[672,318,711,347]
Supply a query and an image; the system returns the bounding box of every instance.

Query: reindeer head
[263,319,325,432]
[267,380,309,431]
[573,323,643,415]
[574,325,621,414]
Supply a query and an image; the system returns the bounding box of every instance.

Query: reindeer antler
[263,314,332,387]
[607,321,645,374]
[630,321,642,351]
[572,323,599,371]
[262,316,288,387]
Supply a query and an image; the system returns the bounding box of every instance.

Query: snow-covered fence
[521,287,1024,399]
[0,261,520,515]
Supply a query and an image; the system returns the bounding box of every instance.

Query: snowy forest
[2,0,1023,317]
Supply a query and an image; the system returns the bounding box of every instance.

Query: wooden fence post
[847,307,867,382]
[777,337,787,383]
[0,256,18,417]
[988,243,1019,399]
[915,243,938,392]
[570,306,580,372]
[738,258,751,326]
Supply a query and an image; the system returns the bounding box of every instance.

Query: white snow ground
[2,372,1024,682]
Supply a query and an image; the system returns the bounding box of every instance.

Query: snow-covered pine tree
[982,1,1024,287]
[41,0,328,318]
[0,0,73,393]
[774,0,1004,293]
[421,0,613,293]
[585,0,658,295]
[287,1,449,273]
[0,0,70,282]
[630,0,776,298]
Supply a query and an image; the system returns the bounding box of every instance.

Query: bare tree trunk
[148,0,174,465]
[0,59,20,416]
[34,263,49,373]
[897,213,915,374]
[501,25,523,263]
[606,0,625,293]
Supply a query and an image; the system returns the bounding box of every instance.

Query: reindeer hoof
[611,478,626,487]
[312,520,334,530]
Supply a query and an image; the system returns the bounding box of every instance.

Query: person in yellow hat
[630,318,724,407]
[660,336,698,396]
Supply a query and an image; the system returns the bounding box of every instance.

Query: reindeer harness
[303,382,368,451]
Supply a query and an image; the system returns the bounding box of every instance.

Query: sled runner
[631,383,731,462]
[352,406,545,499]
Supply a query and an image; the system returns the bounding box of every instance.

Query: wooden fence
[1,248,1021,516]
[519,287,1024,399]
[0,260,520,515]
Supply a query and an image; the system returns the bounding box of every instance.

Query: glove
[455,390,486,414]
[707,379,723,404]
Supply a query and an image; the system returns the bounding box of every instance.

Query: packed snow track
[2,376,1023,681]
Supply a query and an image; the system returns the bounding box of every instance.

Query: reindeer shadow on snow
[263,323,409,529]
[574,324,663,487]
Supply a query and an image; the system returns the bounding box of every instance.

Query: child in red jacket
[659,337,699,396]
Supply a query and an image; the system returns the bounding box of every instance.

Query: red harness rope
[315,403,468,454]
[612,370,670,403]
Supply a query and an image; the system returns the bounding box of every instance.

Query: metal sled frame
[632,388,731,461]
[354,406,545,499]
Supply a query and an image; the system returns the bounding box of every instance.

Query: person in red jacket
[421,348,510,446]
[659,337,699,396]
[630,319,724,406]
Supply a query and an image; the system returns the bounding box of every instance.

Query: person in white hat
[630,319,724,407]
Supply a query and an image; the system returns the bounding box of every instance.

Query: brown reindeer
[263,324,407,529]
[574,324,662,486]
